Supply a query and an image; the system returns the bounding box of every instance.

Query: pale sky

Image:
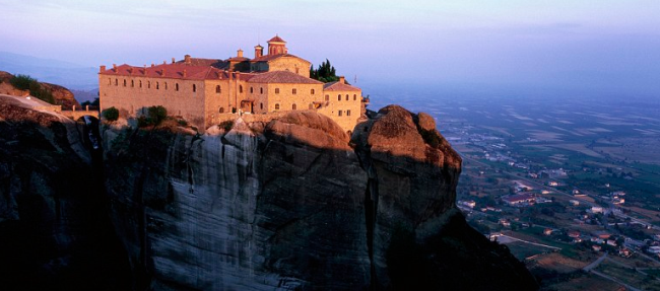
[2,0,659,95]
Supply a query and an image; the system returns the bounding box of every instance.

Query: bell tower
[267,35,287,55]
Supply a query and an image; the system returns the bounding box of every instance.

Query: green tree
[102,107,119,121]
[147,105,167,126]
[310,59,340,83]
[10,74,55,104]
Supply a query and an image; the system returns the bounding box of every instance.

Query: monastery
[99,35,366,132]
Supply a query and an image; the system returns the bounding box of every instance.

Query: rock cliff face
[0,100,130,290]
[104,106,538,290]
[0,70,80,109]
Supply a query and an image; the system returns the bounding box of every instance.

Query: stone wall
[319,89,363,133]
[268,56,311,78]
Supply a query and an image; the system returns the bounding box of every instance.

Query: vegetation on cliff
[9,74,55,104]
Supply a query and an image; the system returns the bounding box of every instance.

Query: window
[156,82,160,90]
[292,88,297,94]
[219,107,224,113]
[353,94,357,101]
[346,94,349,101]
[216,85,221,93]
[123,79,127,87]
[347,110,351,116]
[139,80,142,88]
[260,103,263,110]
[239,85,243,93]
[275,103,280,110]
[338,94,341,101]
[164,82,168,90]
[193,84,196,92]
[338,110,342,116]
[147,81,151,89]
[115,79,118,86]
[311,89,315,95]
[325,94,329,101]
[260,88,263,94]
[175,83,179,91]
[250,87,254,93]
[275,88,280,94]
[131,80,134,87]
[232,107,237,113]
[292,104,297,110]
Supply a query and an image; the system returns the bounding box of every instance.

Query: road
[491,233,561,251]
[583,253,607,271]
[590,270,642,291]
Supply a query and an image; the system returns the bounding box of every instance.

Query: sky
[2,0,659,96]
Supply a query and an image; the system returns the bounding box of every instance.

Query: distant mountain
[0,51,98,92]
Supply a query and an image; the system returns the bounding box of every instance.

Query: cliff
[103,106,538,290]
[0,99,130,289]
[0,70,80,109]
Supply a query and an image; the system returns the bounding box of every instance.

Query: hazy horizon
[2,0,659,97]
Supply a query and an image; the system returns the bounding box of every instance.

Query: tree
[310,59,340,83]
[147,106,167,126]
[102,107,119,122]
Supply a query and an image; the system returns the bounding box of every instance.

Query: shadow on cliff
[0,104,132,290]
[102,106,538,290]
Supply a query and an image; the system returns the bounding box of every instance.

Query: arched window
[260,103,263,110]
[353,94,357,101]
[156,82,160,90]
[347,110,351,116]
[292,104,297,110]
[338,110,342,116]
[216,85,221,93]
[292,88,297,94]
[123,79,127,87]
[164,82,168,90]
[346,94,349,101]
[147,81,151,89]
[232,107,237,113]
[192,84,196,92]
[131,80,134,87]
[338,94,341,101]
[275,103,280,110]
[325,94,329,101]
[219,107,225,113]
[115,79,118,86]
[275,88,280,94]
[260,88,263,94]
[139,80,142,88]
[175,83,179,91]
[239,85,243,93]
[311,89,315,95]
[250,87,254,93]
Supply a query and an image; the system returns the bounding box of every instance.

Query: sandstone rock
[103,108,537,290]
[0,71,80,109]
[417,111,436,131]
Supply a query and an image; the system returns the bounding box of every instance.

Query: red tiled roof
[323,81,361,92]
[247,71,322,84]
[268,35,286,43]
[250,53,308,63]
[100,63,257,81]
[180,58,225,67]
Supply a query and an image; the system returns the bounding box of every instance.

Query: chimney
[100,65,106,72]
[143,65,147,75]
[184,54,191,64]
[237,49,243,58]
[172,57,175,64]
[112,64,117,71]
[339,76,345,84]
[254,45,263,58]
[183,69,187,78]
[161,69,166,76]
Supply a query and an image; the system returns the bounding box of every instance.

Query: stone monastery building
[99,35,365,132]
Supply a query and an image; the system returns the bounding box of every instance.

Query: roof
[268,35,286,43]
[251,53,309,63]
[247,70,322,84]
[502,193,535,203]
[179,58,225,67]
[100,63,256,81]
[323,81,361,92]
